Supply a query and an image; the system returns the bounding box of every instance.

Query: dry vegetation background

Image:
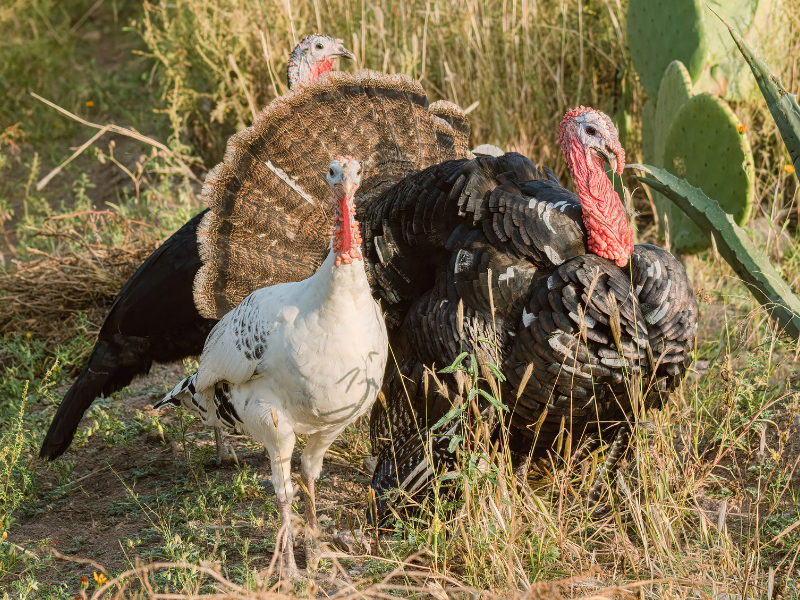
[1,0,800,598]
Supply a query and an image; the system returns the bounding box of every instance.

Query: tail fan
[193,70,472,320]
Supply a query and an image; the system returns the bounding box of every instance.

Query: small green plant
[0,385,31,530]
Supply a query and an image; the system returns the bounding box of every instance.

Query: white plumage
[157,157,387,578]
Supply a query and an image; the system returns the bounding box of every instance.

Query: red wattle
[566,139,633,267]
[309,58,336,81]
[340,196,352,257]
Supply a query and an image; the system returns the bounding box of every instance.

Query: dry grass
[0,214,159,341]
[1,0,800,598]
[137,0,629,173]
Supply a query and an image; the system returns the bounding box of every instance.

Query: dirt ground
[10,363,379,592]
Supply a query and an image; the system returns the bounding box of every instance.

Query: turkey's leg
[587,424,631,513]
[301,471,319,560]
[301,427,346,567]
[276,497,299,578]
[510,451,532,489]
[262,407,301,579]
[214,427,234,466]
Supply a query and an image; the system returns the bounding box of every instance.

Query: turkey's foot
[276,498,303,581]
[304,536,322,570]
[301,472,322,570]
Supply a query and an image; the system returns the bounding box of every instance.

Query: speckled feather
[194,71,472,320]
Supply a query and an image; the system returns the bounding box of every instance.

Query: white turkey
[39,34,357,463]
[156,156,388,578]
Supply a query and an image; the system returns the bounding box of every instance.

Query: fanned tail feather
[193,70,471,320]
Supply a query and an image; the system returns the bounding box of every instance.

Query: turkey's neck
[310,208,371,313]
[570,149,633,267]
[287,56,335,89]
[309,57,336,80]
[332,194,363,267]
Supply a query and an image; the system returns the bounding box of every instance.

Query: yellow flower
[2,531,7,539]
[736,124,747,133]
[25,333,31,339]
[85,101,94,107]
[785,164,796,174]
[93,571,108,585]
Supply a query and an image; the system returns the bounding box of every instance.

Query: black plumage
[40,71,472,461]
[366,153,698,520]
[39,211,217,459]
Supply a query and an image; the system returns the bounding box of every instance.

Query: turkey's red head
[327,156,363,267]
[558,106,633,267]
[287,34,356,90]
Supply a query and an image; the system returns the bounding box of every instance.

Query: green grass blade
[633,164,800,339]
[719,13,800,176]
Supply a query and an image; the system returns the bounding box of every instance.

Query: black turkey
[40,68,472,462]
[39,35,356,461]
[364,108,698,520]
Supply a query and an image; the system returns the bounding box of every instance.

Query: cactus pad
[652,61,694,233]
[641,99,656,166]
[627,0,707,98]
[663,93,754,253]
[634,164,800,339]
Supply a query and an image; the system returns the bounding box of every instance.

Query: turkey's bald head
[558,106,633,267]
[287,34,355,89]
[327,156,363,266]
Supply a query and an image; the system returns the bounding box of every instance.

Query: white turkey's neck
[306,250,374,315]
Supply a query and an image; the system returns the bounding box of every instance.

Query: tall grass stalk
[137,0,630,172]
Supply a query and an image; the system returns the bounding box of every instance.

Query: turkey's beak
[334,181,359,199]
[334,43,356,61]
[592,145,617,174]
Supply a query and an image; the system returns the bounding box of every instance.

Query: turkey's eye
[316,43,324,50]
[357,168,362,176]
[329,168,334,176]
[585,126,597,136]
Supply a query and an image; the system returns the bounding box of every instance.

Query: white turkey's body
[160,250,388,501]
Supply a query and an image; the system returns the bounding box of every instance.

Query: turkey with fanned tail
[365,107,697,521]
[39,59,471,463]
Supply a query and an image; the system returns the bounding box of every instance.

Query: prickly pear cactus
[627,0,707,98]
[697,0,787,100]
[634,165,800,340]
[652,61,694,232]
[662,93,754,254]
[655,62,694,167]
[641,99,656,165]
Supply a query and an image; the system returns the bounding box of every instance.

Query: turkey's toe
[304,536,322,570]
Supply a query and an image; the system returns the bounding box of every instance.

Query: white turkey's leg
[260,409,300,579]
[300,426,346,566]
[214,426,233,465]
